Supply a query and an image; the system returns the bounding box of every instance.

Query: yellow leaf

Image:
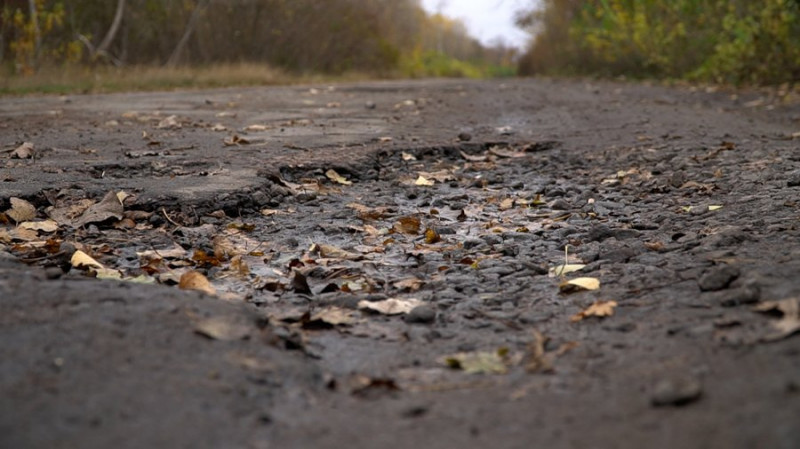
[571,300,618,322]
[424,228,441,244]
[560,277,601,292]
[325,169,352,185]
[708,205,723,211]
[414,175,435,186]
[70,250,104,270]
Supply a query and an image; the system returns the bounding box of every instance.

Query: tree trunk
[96,0,126,57]
[166,0,209,67]
[28,0,40,68]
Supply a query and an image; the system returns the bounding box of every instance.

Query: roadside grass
[0,59,515,96]
[0,63,373,96]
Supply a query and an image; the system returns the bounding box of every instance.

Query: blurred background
[1,0,798,93]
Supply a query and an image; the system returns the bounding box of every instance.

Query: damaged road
[2,79,800,448]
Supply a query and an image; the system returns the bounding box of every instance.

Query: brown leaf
[305,307,358,327]
[73,191,124,228]
[570,300,618,322]
[393,216,421,235]
[6,197,36,223]
[179,271,216,295]
[11,142,35,159]
[291,270,313,295]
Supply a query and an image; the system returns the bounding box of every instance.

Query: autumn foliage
[518,0,800,85]
[0,0,515,78]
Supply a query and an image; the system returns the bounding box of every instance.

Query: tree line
[1,0,516,76]
[517,0,800,85]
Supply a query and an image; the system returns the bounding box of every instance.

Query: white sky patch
[420,0,531,48]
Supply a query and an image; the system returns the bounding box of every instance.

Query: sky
[419,0,532,49]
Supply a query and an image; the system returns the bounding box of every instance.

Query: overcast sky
[419,0,531,48]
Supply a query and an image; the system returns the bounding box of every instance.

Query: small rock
[670,172,686,188]
[787,170,800,187]
[365,101,376,110]
[405,304,437,324]
[550,199,572,210]
[651,377,703,406]
[44,266,63,280]
[698,265,740,291]
[457,132,472,142]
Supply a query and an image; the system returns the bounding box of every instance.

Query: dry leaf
[326,169,352,185]
[74,191,124,228]
[414,175,435,186]
[559,277,601,292]
[393,216,421,235]
[442,350,509,374]
[137,244,188,260]
[18,220,59,233]
[549,264,586,277]
[312,243,361,260]
[571,300,618,322]
[157,115,180,129]
[708,205,723,211]
[401,152,417,161]
[754,298,800,342]
[179,271,216,295]
[11,142,34,159]
[6,197,36,223]
[307,307,358,326]
[71,250,104,270]
[194,316,252,341]
[394,278,424,291]
[424,228,441,244]
[358,298,423,315]
[223,135,250,146]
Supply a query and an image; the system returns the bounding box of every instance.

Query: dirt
[2,78,800,449]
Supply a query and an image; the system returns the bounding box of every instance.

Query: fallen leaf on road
[156,115,180,129]
[74,191,124,228]
[559,277,601,292]
[754,298,800,342]
[424,228,441,244]
[708,205,723,211]
[223,135,250,146]
[571,300,618,322]
[71,250,104,270]
[6,197,36,223]
[443,349,509,374]
[194,316,252,341]
[326,169,352,185]
[414,175,435,186]
[311,243,361,260]
[393,216,421,235]
[179,270,216,295]
[358,298,423,315]
[18,220,59,233]
[549,264,586,277]
[401,152,416,161]
[306,307,358,327]
[11,142,35,159]
[394,277,424,291]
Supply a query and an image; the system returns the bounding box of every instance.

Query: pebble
[698,265,740,291]
[405,305,437,324]
[651,377,703,406]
